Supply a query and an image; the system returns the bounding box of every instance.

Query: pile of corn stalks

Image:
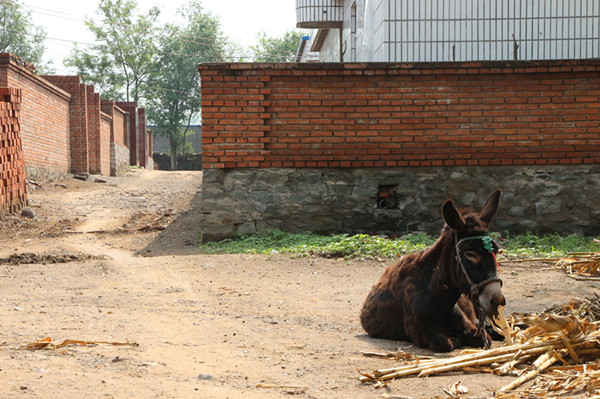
[504,239,600,280]
[359,298,600,396]
[555,252,600,280]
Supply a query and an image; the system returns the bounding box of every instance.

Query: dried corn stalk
[21,336,139,350]
[492,305,515,346]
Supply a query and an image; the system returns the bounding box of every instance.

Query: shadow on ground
[137,190,203,257]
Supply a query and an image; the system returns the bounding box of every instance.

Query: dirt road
[1,169,598,398]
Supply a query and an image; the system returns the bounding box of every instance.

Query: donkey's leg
[451,295,490,348]
[403,288,461,352]
[405,321,460,352]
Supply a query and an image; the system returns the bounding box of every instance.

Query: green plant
[500,232,596,259]
[198,230,435,259]
[199,230,599,260]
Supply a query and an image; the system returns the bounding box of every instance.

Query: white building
[296,0,600,62]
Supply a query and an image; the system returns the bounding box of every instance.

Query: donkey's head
[442,189,505,318]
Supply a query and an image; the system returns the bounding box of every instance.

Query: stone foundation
[200,165,600,242]
[110,143,130,176]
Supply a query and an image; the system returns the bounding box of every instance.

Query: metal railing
[296,0,344,29]
[385,0,600,62]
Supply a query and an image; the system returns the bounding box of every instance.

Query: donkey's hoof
[431,336,460,353]
[465,331,490,348]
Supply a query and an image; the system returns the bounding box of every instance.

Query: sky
[24,0,299,74]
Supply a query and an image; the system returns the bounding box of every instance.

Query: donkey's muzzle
[477,280,506,317]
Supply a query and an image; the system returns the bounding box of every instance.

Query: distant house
[296,0,600,62]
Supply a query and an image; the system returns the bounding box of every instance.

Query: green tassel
[481,236,494,253]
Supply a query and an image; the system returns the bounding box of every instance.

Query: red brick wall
[116,102,139,165]
[1,54,142,177]
[198,60,600,169]
[1,54,71,173]
[0,87,27,212]
[100,113,111,175]
[44,75,89,173]
[137,108,147,168]
[46,76,108,175]
[112,105,128,147]
[100,100,130,176]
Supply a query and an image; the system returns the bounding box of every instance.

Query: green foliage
[199,230,435,259]
[251,30,307,62]
[499,232,597,259]
[64,0,160,102]
[199,230,599,260]
[0,0,49,69]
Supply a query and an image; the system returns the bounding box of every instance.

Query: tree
[65,0,159,102]
[145,0,229,169]
[251,30,306,62]
[0,0,49,70]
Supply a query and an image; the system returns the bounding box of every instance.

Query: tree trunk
[169,138,178,170]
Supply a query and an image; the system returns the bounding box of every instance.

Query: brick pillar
[137,108,147,168]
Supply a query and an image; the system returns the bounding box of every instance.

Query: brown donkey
[360,189,505,352]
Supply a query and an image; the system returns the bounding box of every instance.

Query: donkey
[360,189,505,352]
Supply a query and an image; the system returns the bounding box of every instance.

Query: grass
[199,229,599,260]
[497,231,598,259]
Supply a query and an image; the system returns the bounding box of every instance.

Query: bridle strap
[454,234,502,349]
[455,234,502,295]
[469,276,502,296]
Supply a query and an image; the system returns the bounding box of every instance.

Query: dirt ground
[1,169,598,399]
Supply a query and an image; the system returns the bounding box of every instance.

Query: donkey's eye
[464,251,481,264]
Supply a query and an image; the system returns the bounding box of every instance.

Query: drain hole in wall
[377,185,399,209]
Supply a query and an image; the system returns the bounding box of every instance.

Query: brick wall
[137,108,148,168]
[198,60,600,241]
[101,100,130,176]
[1,54,71,174]
[116,102,139,165]
[0,87,27,212]
[100,112,112,175]
[102,102,128,147]
[43,75,89,173]
[1,53,149,179]
[198,60,600,169]
[46,76,115,176]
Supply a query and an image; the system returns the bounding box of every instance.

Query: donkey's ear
[480,189,502,226]
[443,199,465,232]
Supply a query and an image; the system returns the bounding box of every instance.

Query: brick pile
[0,87,27,212]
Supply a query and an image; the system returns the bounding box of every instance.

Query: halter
[455,234,503,349]
[455,235,503,296]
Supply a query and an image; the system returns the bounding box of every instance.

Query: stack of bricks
[0,87,27,212]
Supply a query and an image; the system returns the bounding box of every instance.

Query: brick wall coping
[101,99,129,117]
[113,104,128,116]
[198,58,600,75]
[0,53,71,102]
